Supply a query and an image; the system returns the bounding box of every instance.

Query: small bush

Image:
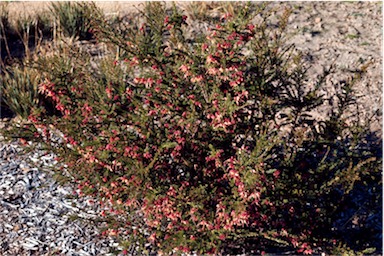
[0,64,42,119]
[50,1,96,40]
[2,2,381,255]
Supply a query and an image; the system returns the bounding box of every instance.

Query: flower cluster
[24,13,313,254]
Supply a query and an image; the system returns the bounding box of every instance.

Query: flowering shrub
[3,2,381,255]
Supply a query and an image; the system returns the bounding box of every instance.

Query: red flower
[273,170,281,178]
[64,109,70,117]
[206,55,218,64]
[191,75,204,83]
[19,138,27,145]
[164,16,169,24]
[130,56,139,66]
[105,144,114,151]
[105,87,112,99]
[46,90,56,99]
[148,232,156,243]
[179,64,190,73]
[298,243,313,255]
[38,83,49,94]
[247,24,255,32]
[221,12,232,21]
[143,152,152,159]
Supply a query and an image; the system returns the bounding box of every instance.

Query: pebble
[0,139,125,255]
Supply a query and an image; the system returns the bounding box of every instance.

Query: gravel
[0,129,122,256]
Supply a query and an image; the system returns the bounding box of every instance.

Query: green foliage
[0,64,41,119]
[50,1,97,40]
[1,2,381,255]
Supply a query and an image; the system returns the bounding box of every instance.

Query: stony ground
[281,1,382,134]
[0,2,382,255]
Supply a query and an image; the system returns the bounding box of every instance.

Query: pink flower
[130,56,139,66]
[38,83,49,94]
[228,169,239,179]
[67,137,77,146]
[46,90,56,99]
[206,55,218,64]
[105,87,112,99]
[218,42,232,49]
[179,64,190,72]
[146,77,154,87]
[19,138,27,145]
[298,243,313,255]
[143,152,152,159]
[38,81,55,95]
[207,68,220,76]
[198,220,210,229]
[227,32,238,41]
[280,228,288,237]
[82,103,92,113]
[55,102,65,112]
[64,109,70,117]
[191,75,204,83]
[148,232,156,243]
[108,229,118,236]
[164,16,169,24]
[105,144,114,150]
[221,12,232,21]
[231,210,249,227]
[247,24,255,31]
[194,101,202,108]
[148,110,157,116]
[229,80,240,87]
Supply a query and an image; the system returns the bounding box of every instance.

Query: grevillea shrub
[4,2,381,254]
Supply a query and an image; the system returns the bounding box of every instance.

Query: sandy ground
[3,1,186,17]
